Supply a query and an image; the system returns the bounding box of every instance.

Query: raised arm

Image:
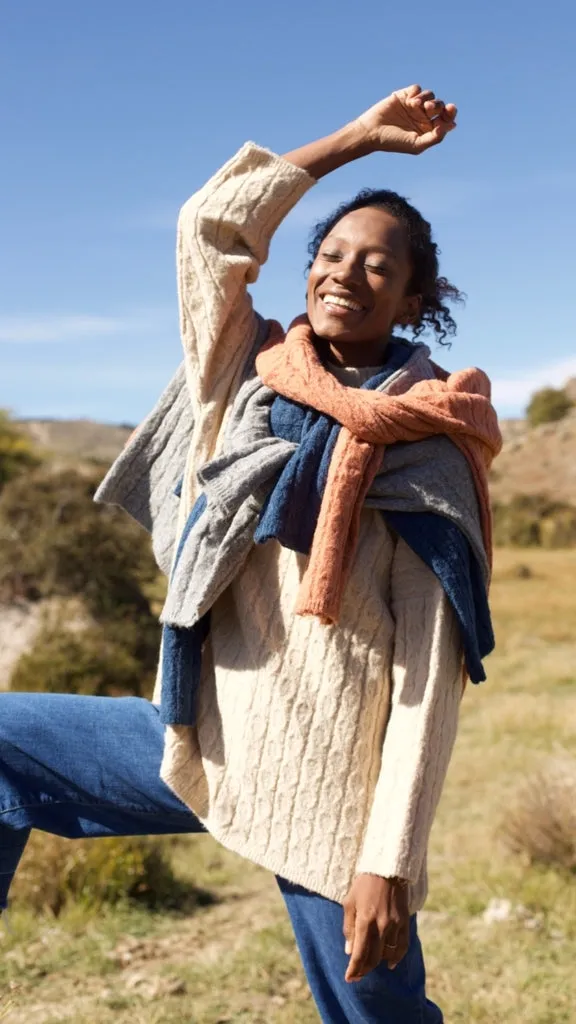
[177,83,456,421]
[177,85,456,506]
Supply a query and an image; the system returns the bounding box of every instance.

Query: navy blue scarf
[161,342,493,726]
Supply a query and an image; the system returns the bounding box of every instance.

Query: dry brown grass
[501,757,576,872]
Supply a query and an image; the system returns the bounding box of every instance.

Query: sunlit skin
[307,206,422,368]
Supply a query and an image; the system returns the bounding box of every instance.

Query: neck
[314,334,391,369]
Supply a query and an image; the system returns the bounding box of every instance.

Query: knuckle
[356,911,372,924]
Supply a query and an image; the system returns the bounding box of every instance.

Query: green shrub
[2,465,162,697]
[526,386,573,427]
[10,618,157,698]
[0,466,158,616]
[493,494,576,548]
[12,833,203,915]
[0,410,41,488]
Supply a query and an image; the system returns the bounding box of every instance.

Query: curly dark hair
[307,189,464,345]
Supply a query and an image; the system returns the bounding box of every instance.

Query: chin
[309,313,356,343]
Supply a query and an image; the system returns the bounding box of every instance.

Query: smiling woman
[0,85,502,1024]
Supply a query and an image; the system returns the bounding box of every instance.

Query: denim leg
[0,826,30,910]
[0,692,204,907]
[277,878,443,1024]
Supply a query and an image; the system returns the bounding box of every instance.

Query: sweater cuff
[356,843,421,886]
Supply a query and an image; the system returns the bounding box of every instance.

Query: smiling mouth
[321,293,365,315]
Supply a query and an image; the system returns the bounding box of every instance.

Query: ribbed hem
[201,821,428,916]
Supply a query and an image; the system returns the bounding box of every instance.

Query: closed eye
[320,251,342,262]
[365,262,389,276]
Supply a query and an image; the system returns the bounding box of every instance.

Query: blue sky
[2,0,575,424]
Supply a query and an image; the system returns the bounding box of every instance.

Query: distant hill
[19,418,134,465]
[18,381,576,505]
[490,408,576,505]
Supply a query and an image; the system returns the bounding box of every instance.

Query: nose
[328,254,364,290]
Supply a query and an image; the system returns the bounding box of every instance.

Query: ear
[395,294,422,328]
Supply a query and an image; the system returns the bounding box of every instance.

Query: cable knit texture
[158,142,485,911]
[256,317,501,624]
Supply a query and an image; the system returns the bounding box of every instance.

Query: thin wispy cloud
[492,354,576,413]
[0,311,173,344]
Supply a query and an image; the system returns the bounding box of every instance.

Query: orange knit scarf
[256,316,503,625]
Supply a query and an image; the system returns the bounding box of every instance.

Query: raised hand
[357,85,457,155]
[284,85,457,179]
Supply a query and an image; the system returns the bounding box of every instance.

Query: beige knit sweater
[159,143,464,911]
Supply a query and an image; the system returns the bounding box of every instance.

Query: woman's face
[306,207,420,361]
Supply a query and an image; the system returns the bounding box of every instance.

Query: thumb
[412,121,455,153]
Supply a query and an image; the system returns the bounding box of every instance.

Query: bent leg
[277,878,443,1024]
[0,692,203,908]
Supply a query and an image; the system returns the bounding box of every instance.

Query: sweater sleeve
[356,537,463,884]
[177,142,314,418]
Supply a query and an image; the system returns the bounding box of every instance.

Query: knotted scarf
[256,316,502,625]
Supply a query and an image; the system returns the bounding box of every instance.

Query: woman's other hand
[343,873,411,982]
[357,85,457,155]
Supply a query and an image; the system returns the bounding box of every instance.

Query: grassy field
[1,548,575,1023]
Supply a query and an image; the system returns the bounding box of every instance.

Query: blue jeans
[0,692,442,1023]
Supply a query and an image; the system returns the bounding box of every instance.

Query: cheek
[307,263,321,290]
[374,277,408,309]
[306,269,322,309]
[368,281,394,312]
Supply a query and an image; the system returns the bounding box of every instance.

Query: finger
[404,84,422,98]
[342,899,356,956]
[442,102,458,123]
[345,918,372,982]
[383,924,410,970]
[414,89,436,108]
[387,945,409,969]
[423,98,445,118]
[386,949,405,970]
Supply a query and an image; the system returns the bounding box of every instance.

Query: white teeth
[322,294,363,312]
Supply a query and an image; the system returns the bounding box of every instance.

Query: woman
[0,85,501,1023]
